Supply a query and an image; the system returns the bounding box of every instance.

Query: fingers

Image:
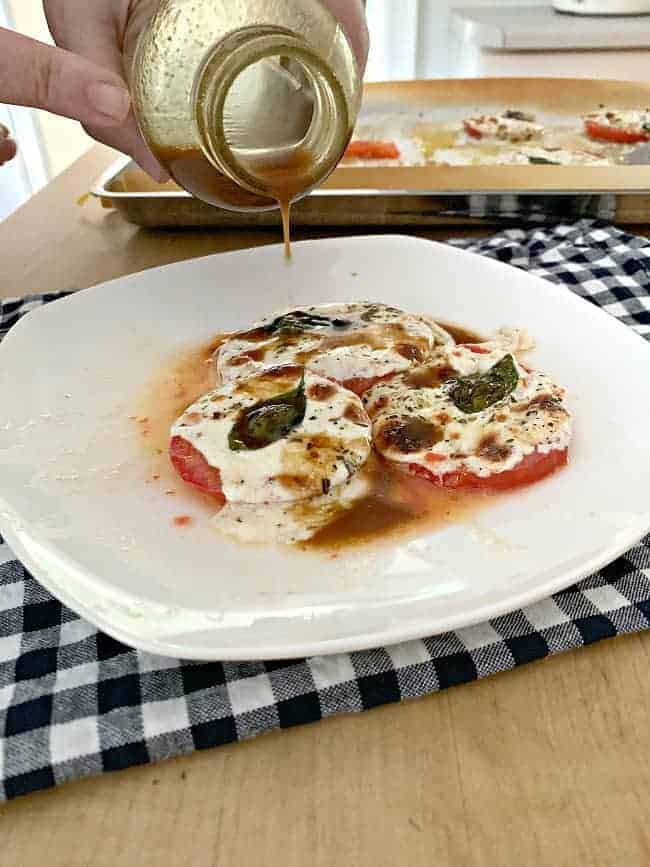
[0,123,17,166]
[41,5,168,181]
[322,0,369,72]
[0,27,130,127]
[83,118,169,182]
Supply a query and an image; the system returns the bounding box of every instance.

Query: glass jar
[130,0,362,212]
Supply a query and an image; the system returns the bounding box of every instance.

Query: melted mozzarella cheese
[433,330,534,377]
[308,345,410,383]
[518,146,609,166]
[215,302,453,388]
[358,329,532,386]
[171,367,371,505]
[465,112,543,143]
[433,145,609,167]
[365,345,571,480]
[212,475,370,544]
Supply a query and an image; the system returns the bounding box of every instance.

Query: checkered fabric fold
[1,220,650,802]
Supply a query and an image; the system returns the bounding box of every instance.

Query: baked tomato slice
[584,119,649,145]
[169,436,226,504]
[409,447,568,492]
[342,372,396,396]
[459,343,491,355]
[345,140,401,160]
[463,120,483,140]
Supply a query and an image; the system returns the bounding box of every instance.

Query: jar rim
[192,26,351,202]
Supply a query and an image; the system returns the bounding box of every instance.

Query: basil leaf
[229,375,307,451]
[360,303,400,323]
[528,156,559,165]
[360,303,382,322]
[504,109,534,122]
[450,354,519,414]
[264,310,350,336]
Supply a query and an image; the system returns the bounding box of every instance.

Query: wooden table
[3,145,650,867]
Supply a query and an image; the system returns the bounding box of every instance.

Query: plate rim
[1,509,648,660]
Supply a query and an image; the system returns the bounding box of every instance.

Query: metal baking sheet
[91,78,650,228]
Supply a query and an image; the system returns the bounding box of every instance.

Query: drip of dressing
[280,199,292,260]
[251,147,315,260]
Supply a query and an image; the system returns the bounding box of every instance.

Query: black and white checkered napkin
[2,221,650,802]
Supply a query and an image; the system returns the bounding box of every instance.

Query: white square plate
[1,236,649,660]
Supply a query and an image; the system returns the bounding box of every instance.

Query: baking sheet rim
[91,155,650,201]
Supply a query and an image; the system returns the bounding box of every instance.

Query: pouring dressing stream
[129,0,362,257]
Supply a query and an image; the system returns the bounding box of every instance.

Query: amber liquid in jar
[130,1,361,257]
[156,145,315,258]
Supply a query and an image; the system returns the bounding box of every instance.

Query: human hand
[322,0,369,72]
[0,123,17,167]
[0,1,368,180]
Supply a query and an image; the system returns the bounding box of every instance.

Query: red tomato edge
[461,343,491,355]
[342,372,396,396]
[169,435,226,504]
[345,140,401,159]
[409,447,569,492]
[584,119,649,145]
[463,121,483,140]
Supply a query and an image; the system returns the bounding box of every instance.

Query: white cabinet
[450,4,650,79]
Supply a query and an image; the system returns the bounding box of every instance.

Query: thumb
[0,123,17,166]
[0,27,131,127]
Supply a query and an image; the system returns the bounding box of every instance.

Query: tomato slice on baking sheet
[463,121,483,140]
[344,140,401,159]
[584,119,649,145]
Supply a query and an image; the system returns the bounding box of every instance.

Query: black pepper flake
[322,478,331,495]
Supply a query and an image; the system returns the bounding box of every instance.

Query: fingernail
[140,162,170,184]
[0,137,17,165]
[152,168,171,183]
[88,82,131,123]
[152,163,171,183]
[137,149,171,183]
